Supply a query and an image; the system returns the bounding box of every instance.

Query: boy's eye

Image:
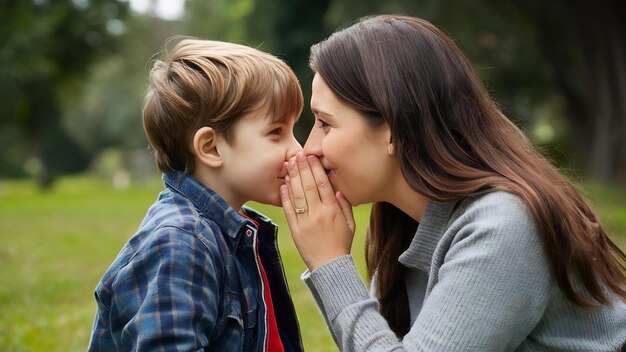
[269,127,282,135]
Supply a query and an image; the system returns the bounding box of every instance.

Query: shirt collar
[398,199,459,272]
[162,171,256,241]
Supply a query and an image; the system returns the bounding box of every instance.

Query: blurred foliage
[0,0,129,187]
[1,0,625,187]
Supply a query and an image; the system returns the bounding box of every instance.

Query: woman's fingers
[287,155,310,214]
[306,155,336,205]
[280,184,298,229]
[336,191,356,233]
[284,175,295,210]
[294,152,321,208]
[281,154,355,270]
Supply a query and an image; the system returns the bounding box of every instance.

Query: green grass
[0,177,624,351]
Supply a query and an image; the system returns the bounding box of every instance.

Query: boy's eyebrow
[268,113,301,125]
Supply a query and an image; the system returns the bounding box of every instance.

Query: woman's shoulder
[438,191,549,281]
[449,191,540,242]
[458,191,533,223]
[466,190,526,208]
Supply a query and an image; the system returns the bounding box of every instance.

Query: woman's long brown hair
[310,15,626,337]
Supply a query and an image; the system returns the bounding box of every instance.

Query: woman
[280,15,626,351]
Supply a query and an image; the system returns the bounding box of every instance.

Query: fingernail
[288,159,296,170]
[280,185,287,194]
[307,155,317,163]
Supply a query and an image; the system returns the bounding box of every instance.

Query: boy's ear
[193,127,222,168]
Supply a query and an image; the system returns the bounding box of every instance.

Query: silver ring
[295,207,308,214]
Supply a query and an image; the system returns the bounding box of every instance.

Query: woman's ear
[384,124,395,156]
[388,140,395,156]
[193,127,222,168]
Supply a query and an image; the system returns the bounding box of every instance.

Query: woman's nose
[303,128,322,157]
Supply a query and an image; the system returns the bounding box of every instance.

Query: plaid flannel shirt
[88,172,302,351]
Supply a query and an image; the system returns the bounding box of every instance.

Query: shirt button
[246,229,253,237]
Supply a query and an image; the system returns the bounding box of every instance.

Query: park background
[1,0,625,350]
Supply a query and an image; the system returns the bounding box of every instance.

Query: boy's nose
[286,135,302,159]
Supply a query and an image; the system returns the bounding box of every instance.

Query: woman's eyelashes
[317,118,330,130]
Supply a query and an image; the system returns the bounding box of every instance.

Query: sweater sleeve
[303,256,405,351]
[303,193,553,351]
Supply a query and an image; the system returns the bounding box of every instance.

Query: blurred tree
[184,0,253,42]
[512,0,626,181]
[63,11,185,156]
[0,0,129,188]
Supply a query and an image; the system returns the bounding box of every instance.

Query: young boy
[88,39,303,351]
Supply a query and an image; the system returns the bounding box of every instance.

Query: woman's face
[303,74,396,205]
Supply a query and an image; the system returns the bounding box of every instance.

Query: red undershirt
[242,214,284,352]
[257,251,285,351]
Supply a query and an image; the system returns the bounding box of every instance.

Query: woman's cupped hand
[280,152,355,271]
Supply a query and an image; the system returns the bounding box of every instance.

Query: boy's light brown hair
[143,38,304,174]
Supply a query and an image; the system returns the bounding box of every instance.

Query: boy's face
[218,105,301,208]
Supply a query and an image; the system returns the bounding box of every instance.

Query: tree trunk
[519,0,626,181]
[23,80,59,190]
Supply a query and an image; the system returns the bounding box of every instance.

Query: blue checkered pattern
[88,172,302,351]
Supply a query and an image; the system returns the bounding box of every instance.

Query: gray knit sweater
[302,192,626,351]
